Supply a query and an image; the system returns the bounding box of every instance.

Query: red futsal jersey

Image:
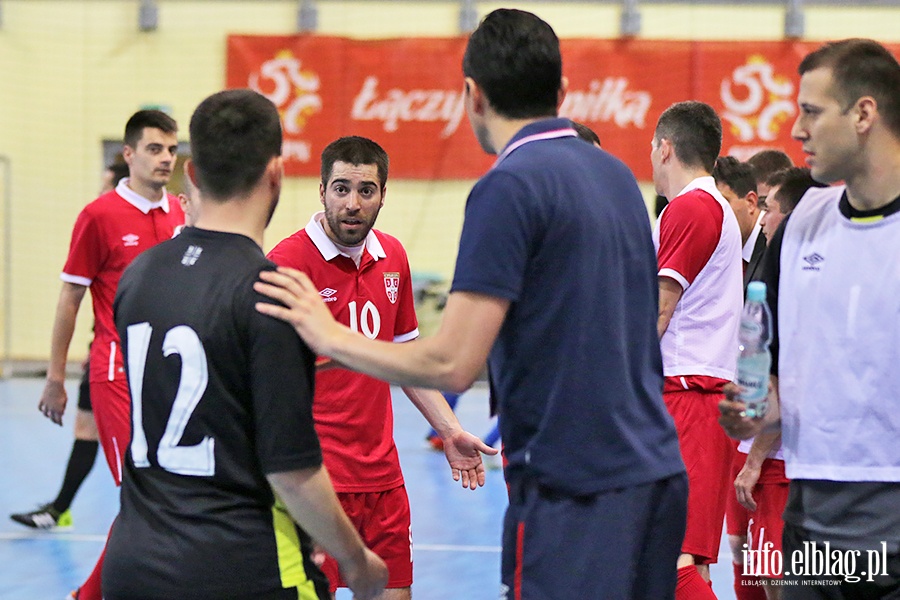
[61,180,184,384]
[268,213,419,492]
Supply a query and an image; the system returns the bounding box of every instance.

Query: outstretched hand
[442,430,499,490]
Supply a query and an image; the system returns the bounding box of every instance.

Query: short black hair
[712,156,756,198]
[747,149,793,186]
[107,161,130,186]
[189,89,282,201]
[124,110,177,148]
[766,167,827,214]
[655,101,721,173]
[572,122,601,147]
[799,39,900,138]
[462,9,561,120]
[320,137,389,191]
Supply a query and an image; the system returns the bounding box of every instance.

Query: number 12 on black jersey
[126,322,216,477]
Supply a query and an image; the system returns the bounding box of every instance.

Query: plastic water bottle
[736,281,772,419]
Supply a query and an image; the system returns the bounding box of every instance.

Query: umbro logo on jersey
[384,272,400,304]
[802,252,824,271]
[181,245,203,266]
[122,233,140,247]
[319,287,338,303]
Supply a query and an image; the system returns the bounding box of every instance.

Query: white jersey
[778,185,900,482]
[653,176,744,380]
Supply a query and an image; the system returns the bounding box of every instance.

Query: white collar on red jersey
[304,211,387,262]
[115,178,171,214]
[674,176,727,206]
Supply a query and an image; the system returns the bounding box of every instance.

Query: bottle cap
[747,281,767,302]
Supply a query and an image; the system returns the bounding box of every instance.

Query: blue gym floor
[0,377,737,599]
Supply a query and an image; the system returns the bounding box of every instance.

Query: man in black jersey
[720,39,900,599]
[106,89,387,600]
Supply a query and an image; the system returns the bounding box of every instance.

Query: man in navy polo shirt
[255,8,687,598]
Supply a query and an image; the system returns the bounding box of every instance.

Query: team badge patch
[383,272,400,304]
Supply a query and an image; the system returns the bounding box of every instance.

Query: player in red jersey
[37,110,183,600]
[651,101,744,600]
[268,136,495,600]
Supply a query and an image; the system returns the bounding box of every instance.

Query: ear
[184,159,198,189]
[380,185,386,208]
[745,190,759,213]
[269,156,284,191]
[319,181,326,206]
[557,76,569,111]
[659,138,673,163]
[122,145,134,165]
[854,96,877,134]
[465,77,486,116]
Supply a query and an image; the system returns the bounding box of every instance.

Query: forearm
[657,276,683,340]
[324,291,506,393]
[326,330,463,391]
[402,386,463,439]
[743,430,782,470]
[267,466,366,566]
[47,283,87,382]
[254,270,507,391]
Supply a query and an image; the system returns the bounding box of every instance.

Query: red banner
[227,36,900,180]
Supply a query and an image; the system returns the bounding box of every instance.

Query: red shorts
[664,388,733,564]
[726,447,750,537]
[90,379,131,486]
[746,460,789,579]
[321,485,413,592]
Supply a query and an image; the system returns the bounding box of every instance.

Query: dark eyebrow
[331,179,378,188]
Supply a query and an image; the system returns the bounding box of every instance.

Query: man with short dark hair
[747,149,793,204]
[651,100,744,600]
[254,9,686,599]
[105,90,388,600]
[721,38,900,598]
[713,155,766,291]
[759,167,826,242]
[35,109,183,600]
[712,154,776,600]
[268,136,494,600]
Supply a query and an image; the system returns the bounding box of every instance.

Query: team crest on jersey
[122,233,140,247]
[383,272,400,304]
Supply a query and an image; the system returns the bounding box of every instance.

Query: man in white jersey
[651,100,744,600]
[720,39,900,599]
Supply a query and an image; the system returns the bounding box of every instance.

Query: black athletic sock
[52,439,99,513]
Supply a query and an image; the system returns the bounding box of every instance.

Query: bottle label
[737,352,771,420]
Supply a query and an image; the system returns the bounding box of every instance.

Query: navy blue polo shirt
[451,118,684,495]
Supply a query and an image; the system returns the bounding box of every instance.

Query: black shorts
[77,361,92,411]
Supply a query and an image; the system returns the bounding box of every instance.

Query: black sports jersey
[105,227,328,600]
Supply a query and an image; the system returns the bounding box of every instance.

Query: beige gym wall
[1,0,898,365]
